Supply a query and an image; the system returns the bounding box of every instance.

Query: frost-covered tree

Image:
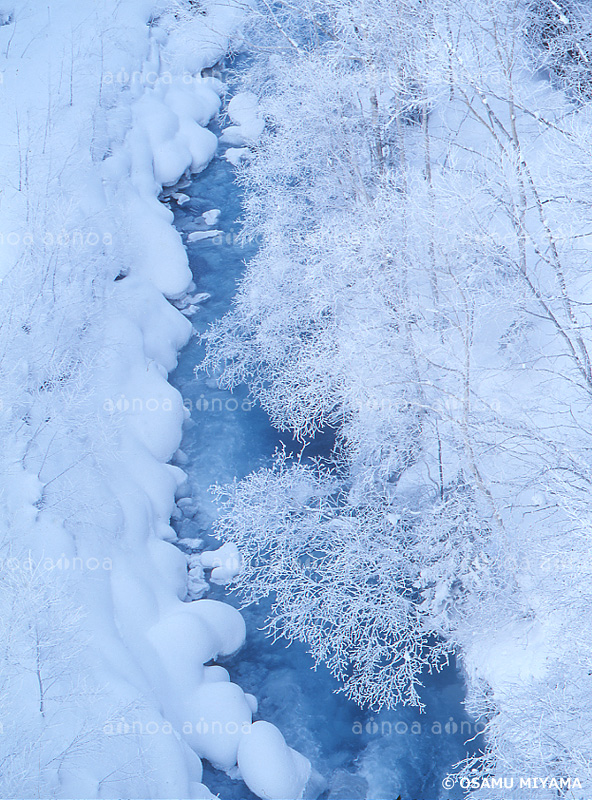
[525,0,592,101]
[205,0,592,787]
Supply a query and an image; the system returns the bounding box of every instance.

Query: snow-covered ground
[7,1,591,797]
[0,2,313,797]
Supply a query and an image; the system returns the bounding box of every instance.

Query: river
[167,118,481,800]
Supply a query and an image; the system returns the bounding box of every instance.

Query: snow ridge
[0,1,310,797]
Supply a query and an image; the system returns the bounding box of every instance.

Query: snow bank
[0,1,311,797]
[237,721,312,800]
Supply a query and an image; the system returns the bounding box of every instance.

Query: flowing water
[168,142,482,800]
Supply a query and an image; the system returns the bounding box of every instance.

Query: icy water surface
[168,153,482,800]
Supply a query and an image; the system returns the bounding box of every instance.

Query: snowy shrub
[205,0,592,789]
[213,452,454,710]
[525,0,592,100]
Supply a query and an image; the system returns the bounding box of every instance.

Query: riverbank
[0,2,310,796]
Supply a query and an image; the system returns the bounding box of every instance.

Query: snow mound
[237,721,312,800]
[221,91,265,145]
[201,542,242,584]
[0,0,313,796]
[187,681,253,770]
[224,146,251,166]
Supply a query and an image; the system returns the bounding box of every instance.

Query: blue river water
[168,149,482,799]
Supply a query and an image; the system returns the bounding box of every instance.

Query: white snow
[0,0,309,797]
[223,146,251,166]
[188,229,223,242]
[237,721,312,800]
[186,681,254,770]
[173,192,192,205]
[202,208,222,225]
[201,542,242,584]
[221,91,265,145]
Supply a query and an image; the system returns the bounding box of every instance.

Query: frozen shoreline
[0,2,310,797]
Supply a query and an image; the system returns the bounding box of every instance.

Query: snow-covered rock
[202,208,221,225]
[224,146,251,166]
[237,721,312,800]
[221,91,265,145]
[188,229,223,242]
[201,542,242,584]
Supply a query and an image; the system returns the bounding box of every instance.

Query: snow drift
[0,1,311,797]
